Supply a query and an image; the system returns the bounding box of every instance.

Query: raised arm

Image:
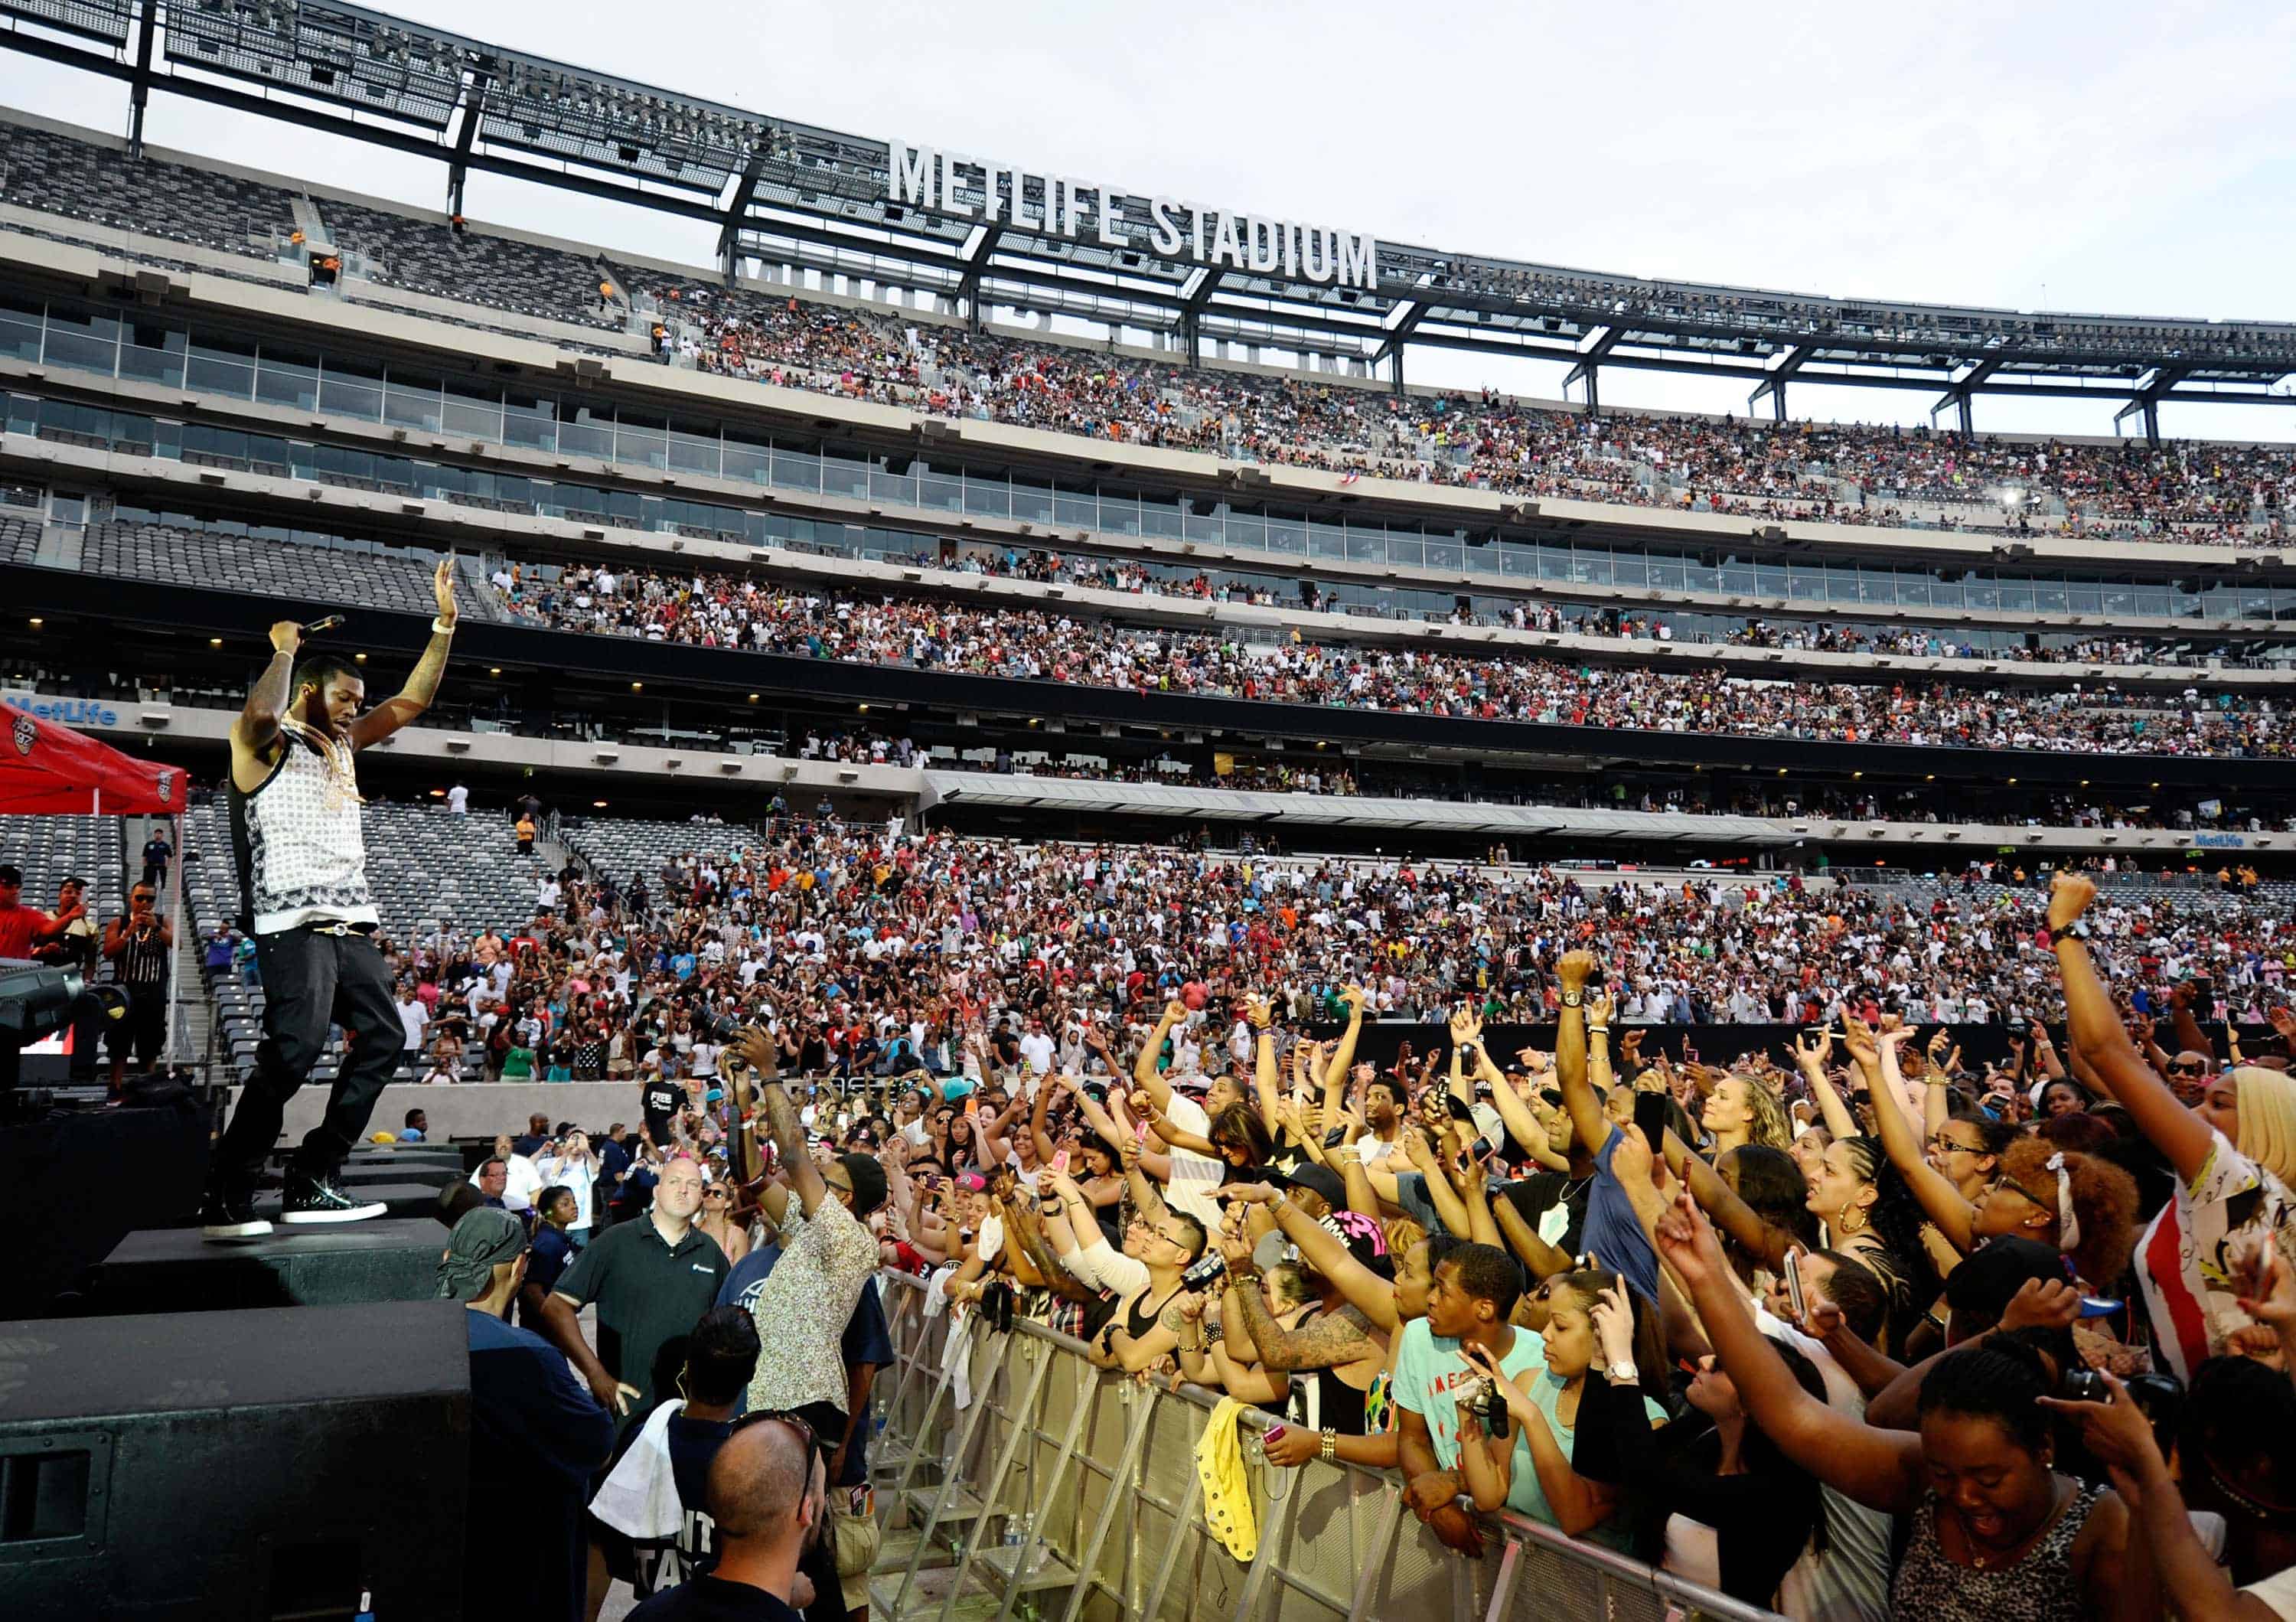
[230,621,303,785]
[1248,996,1281,1129]
[1241,1182,1402,1332]
[1794,1029,1861,1141]
[1319,985,1370,1118]
[2049,874,2213,1182]
[1444,1132,1502,1250]
[1554,951,1609,1157]
[1029,1072,1066,1167]
[1871,1027,1976,1254]
[1133,1000,1186,1110]
[1401,1128,1474,1239]
[1472,1044,1570,1172]
[1655,1190,1922,1513]
[731,1030,826,1216]
[1662,1128,1793,1274]
[350,560,458,750]
[1490,1186,1576,1284]
[1586,989,1616,1093]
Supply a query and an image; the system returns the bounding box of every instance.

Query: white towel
[924,1265,977,1411]
[588,1398,685,1541]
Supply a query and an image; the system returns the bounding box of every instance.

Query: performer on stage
[201,563,459,1239]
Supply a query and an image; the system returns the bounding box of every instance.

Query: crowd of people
[492,565,2285,759]
[915,543,2256,672]
[371,821,2296,1111]
[644,282,2294,546]
[442,867,2296,1620]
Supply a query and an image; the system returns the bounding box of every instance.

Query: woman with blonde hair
[2049,873,2296,1378]
[1702,1072,1794,1155]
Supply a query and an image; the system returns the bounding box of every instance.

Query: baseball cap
[0,863,19,884]
[838,1152,888,1218]
[1273,1163,1348,1212]
[1942,1235,2066,1321]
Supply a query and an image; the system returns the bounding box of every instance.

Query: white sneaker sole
[201,1219,273,1241]
[279,1201,388,1225]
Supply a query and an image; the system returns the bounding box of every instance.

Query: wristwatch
[1559,990,1585,1008]
[1604,1361,1639,1385]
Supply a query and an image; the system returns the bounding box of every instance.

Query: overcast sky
[10,0,2296,439]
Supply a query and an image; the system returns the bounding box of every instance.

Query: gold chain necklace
[286,718,363,813]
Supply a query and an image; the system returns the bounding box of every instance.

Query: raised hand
[1653,1187,1727,1291]
[2046,872,2097,934]
[1999,1276,2082,1333]
[1557,949,1596,990]
[432,556,460,629]
[1589,1276,1636,1369]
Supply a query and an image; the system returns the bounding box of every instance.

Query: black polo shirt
[553,1213,728,1425]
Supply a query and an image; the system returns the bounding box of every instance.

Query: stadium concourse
[7,6,2296,1618]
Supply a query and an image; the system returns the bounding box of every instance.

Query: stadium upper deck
[0,6,2291,563]
[4,0,2294,440]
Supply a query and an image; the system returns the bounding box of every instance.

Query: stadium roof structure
[8,0,2295,438]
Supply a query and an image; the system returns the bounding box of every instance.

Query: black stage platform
[92,1218,450,1311]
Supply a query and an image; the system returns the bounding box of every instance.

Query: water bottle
[1004,1511,1033,1575]
[352,1587,375,1622]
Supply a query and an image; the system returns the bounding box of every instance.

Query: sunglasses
[731,1407,821,1459]
[2168,1060,2209,1075]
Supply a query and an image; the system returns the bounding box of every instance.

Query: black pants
[106,982,167,1069]
[214,926,400,1187]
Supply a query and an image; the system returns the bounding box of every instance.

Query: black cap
[1943,1235,2066,1320]
[1277,1163,1348,1212]
[0,863,19,884]
[839,1152,888,1218]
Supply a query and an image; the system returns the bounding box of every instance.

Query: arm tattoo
[760,1082,804,1163]
[1234,1291,1375,1374]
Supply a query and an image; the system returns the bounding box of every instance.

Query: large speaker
[0,1103,211,1314]
[0,1300,469,1620]
[93,1219,448,1312]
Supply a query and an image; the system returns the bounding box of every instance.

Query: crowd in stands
[494,564,2285,758]
[646,282,2294,546]
[433,863,2296,1620]
[373,821,2296,1107]
[923,545,2258,671]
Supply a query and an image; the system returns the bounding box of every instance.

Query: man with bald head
[540,1152,729,1428]
[627,1413,823,1621]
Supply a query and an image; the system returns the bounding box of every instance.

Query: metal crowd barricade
[866,1270,1783,1622]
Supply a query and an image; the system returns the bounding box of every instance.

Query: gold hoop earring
[1835,1203,1867,1235]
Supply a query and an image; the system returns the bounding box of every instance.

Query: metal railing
[866,1269,1781,1622]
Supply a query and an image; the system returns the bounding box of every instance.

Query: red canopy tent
[1,704,189,1070]
[0,706,184,814]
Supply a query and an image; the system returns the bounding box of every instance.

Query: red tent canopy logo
[11,714,33,757]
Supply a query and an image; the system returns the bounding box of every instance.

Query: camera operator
[100,882,171,1089]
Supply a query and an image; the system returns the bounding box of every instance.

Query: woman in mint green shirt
[1455,1268,1664,1550]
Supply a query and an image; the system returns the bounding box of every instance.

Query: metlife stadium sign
[887,140,1380,291]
